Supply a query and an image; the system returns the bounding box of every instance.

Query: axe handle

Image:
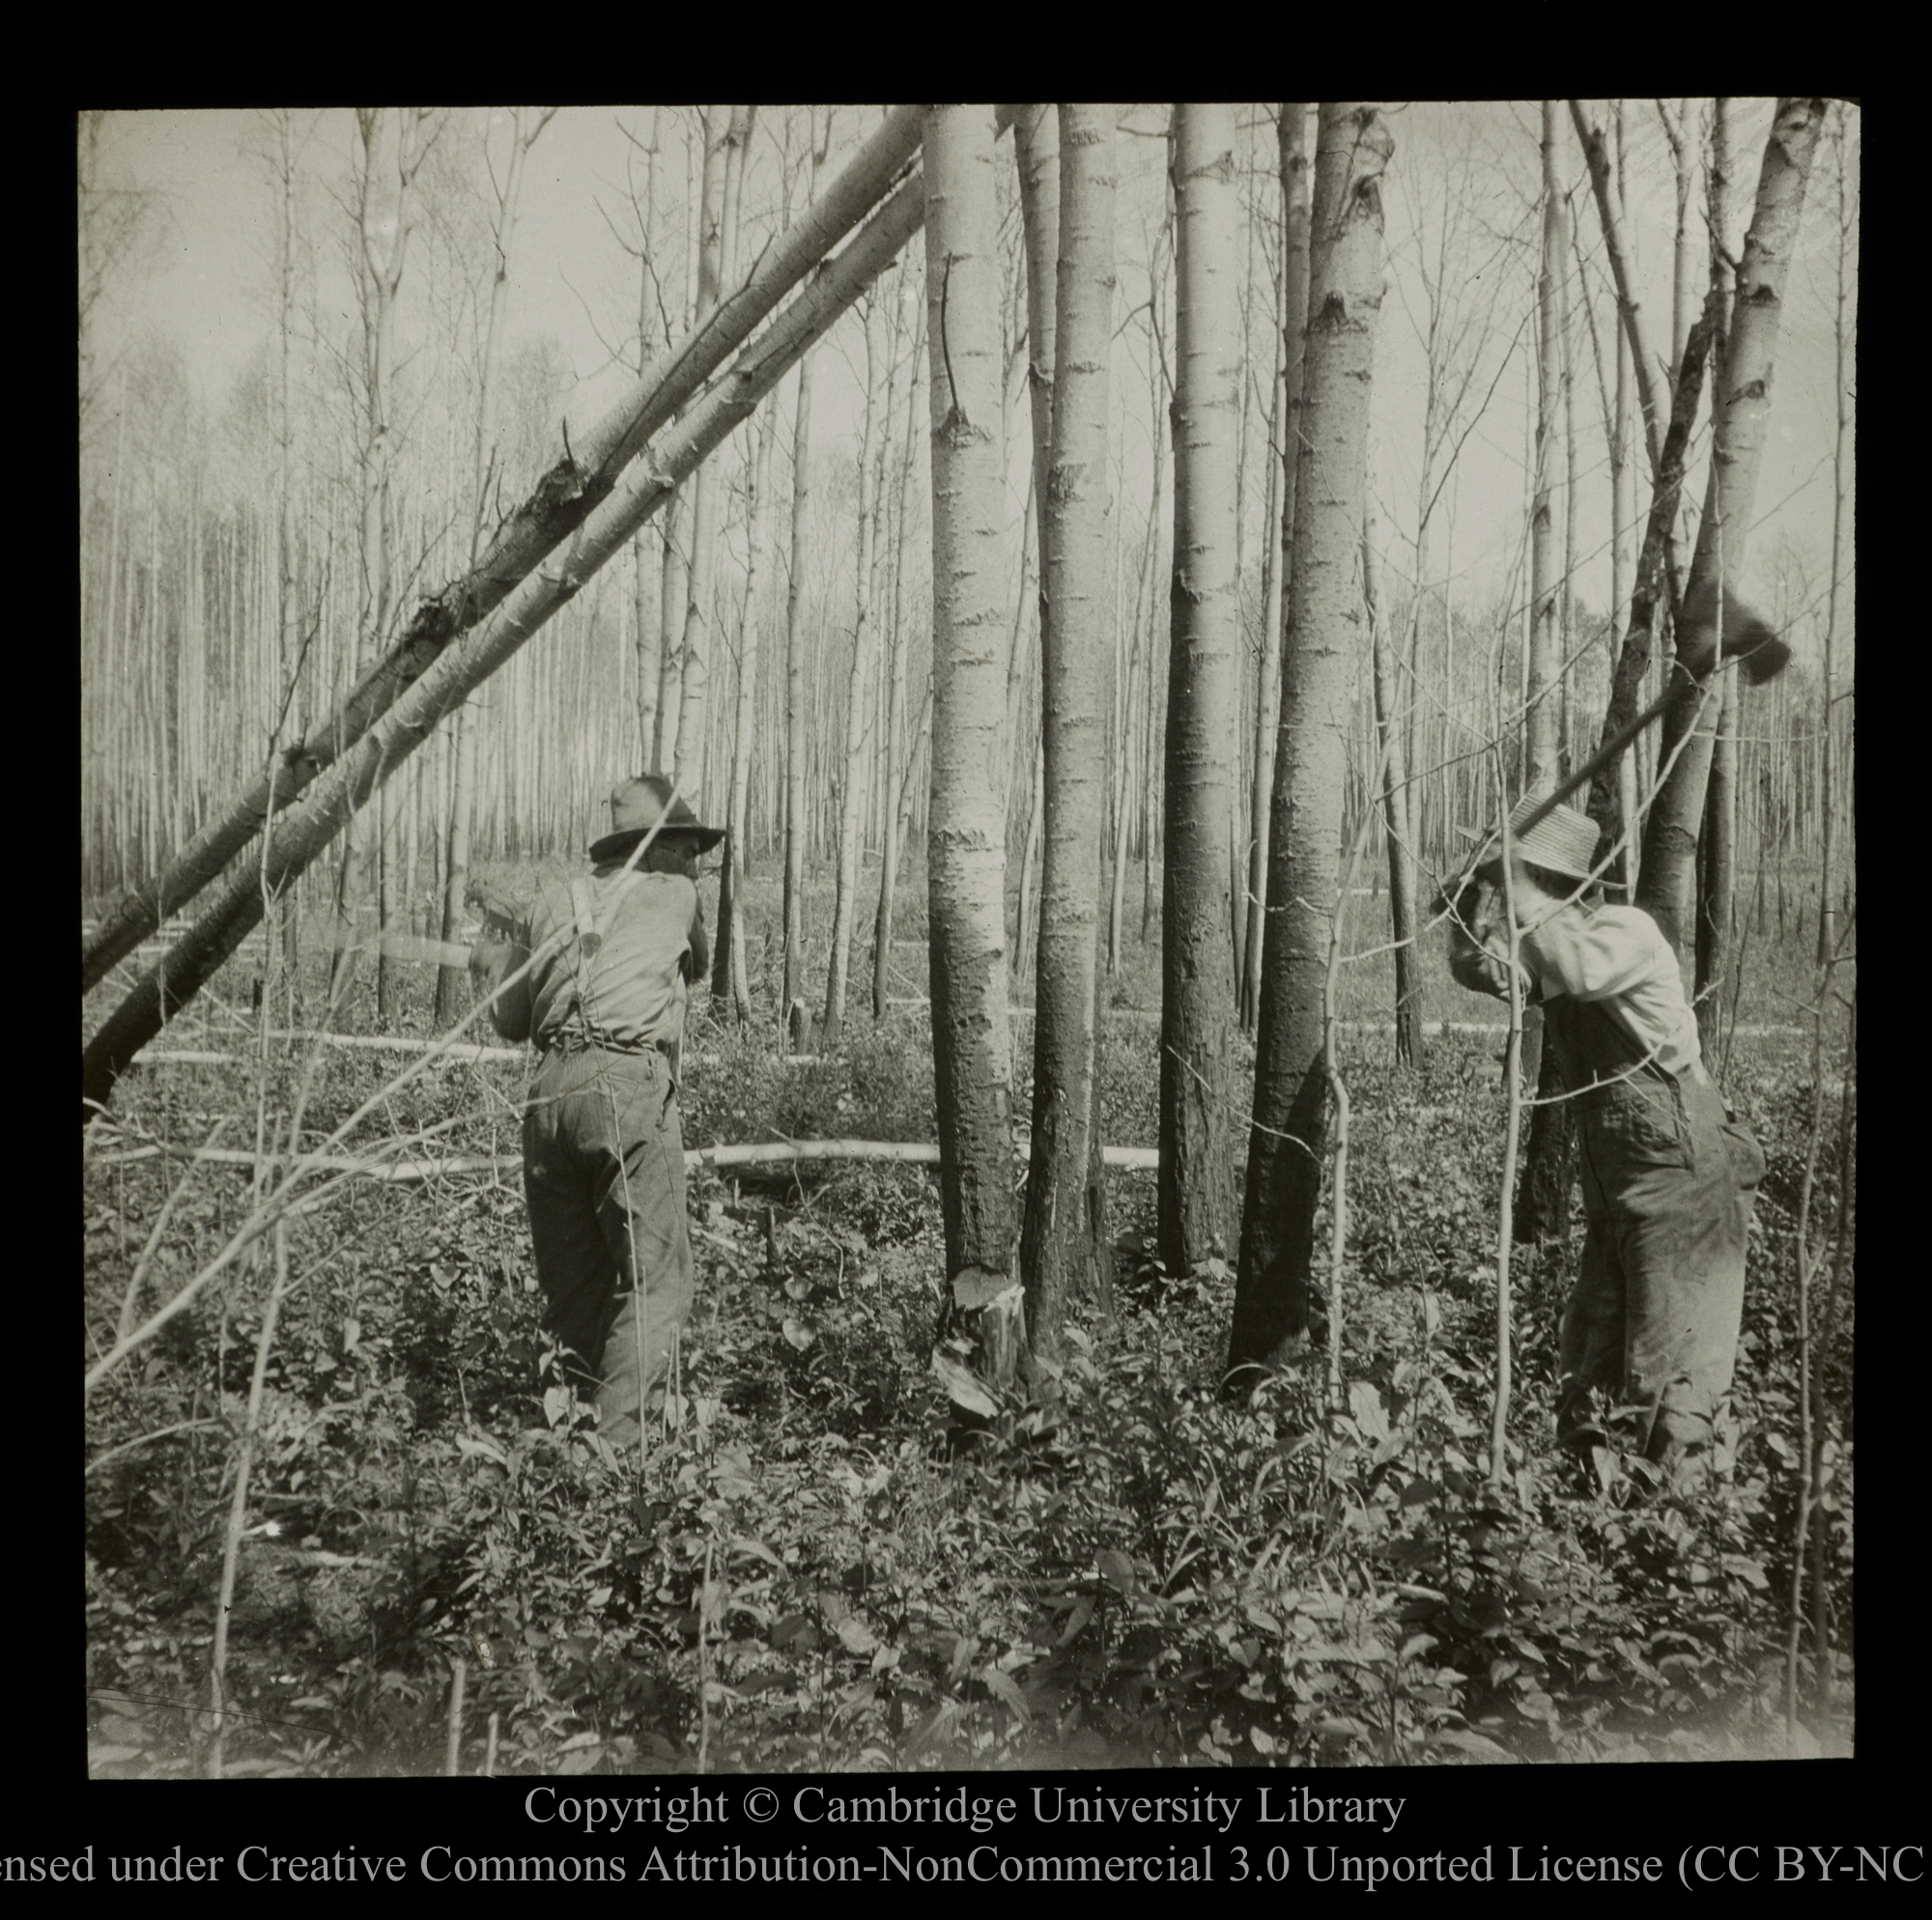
[1510,684,1677,846]
[1438,682,1680,911]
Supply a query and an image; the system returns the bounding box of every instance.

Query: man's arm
[1520,908,1659,1002]
[1446,876,1528,1002]
[469,935,534,1041]
[465,884,537,1041]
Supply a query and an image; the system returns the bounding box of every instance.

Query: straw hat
[1502,796,1599,882]
[587,774,725,862]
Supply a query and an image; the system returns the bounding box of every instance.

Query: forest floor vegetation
[83,861,1853,1775]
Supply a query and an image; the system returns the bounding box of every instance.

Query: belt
[1578,1057,1714,1100]
[540,1027,667,1060]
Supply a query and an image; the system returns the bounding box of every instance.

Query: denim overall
[520,878,696,1454]
[1545,997,1765,1472]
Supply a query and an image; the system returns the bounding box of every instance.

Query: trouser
[1556,1069,1765,1469]
[522,1043,695,1453]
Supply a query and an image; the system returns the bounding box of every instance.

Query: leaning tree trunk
[923,105,1022,1390]
[1019,103,1115,1364]
[81,105,927,998]
[1157,102,1243,1282]
[1638,99,1827,957]
[1575,244,1719,885]
[1229,102,1392,1379]
[84,164,931,1123]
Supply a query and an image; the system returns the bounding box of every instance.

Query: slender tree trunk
[1610,102,1639,896]
[657,492,689,763]
[334,109,427,1027]
[1014,740,1044,988]
[1526,102,1564,800]
[1105,603,1139,975]
[1126,287,1169,965]
[873,270,926,1022]
[631,105,667,767]
[1511,103,1568,1097]
[1157,103,1242,1280]
[1024,116,1124,1348]
[1240,225,1285,1035]
[1229,103,1392,1377]
[1661,99,1701,384]
[1637,99,1827,956]
[270,112,304,1020]
[657,115,705,766]
[781,112,832,1022]
[1241,101,1311,1033]
[1696,99,1740,1051]
[923,105,1021,1389]
[1364,509,1421,1066]
[823,286,889,1048]
[716,393,775,1024]
[1011,99,1059,984]
[1816,108,1854,967]
[1561,187,1580,779]
[1519,114,1579,1240]
[1569,102,1669,483]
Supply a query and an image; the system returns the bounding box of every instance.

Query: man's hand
[1447,876,1527,1002]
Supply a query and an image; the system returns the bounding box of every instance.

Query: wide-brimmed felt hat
[588,774,725,862]
[1498,795,1599,882]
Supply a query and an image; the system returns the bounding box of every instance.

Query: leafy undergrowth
[83,898,1854,1777]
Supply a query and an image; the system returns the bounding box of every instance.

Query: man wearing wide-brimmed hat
[470,774,724,1458]
[1447,797,1764,1494]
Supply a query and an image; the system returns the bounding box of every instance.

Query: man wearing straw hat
[1448,797,1765,1494]
[470,775,724,1457]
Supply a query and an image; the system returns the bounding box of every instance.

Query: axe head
[1676,581,1791,687]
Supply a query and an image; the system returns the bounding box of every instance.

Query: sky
[84,102,1857,663]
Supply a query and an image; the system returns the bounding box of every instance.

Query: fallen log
[88,1138,1164,1180]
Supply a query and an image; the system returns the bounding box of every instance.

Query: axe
[1440,585,1791,907]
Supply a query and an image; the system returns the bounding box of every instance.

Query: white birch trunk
[923,105,1020,1388]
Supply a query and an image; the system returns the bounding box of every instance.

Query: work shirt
[1518,904,1702,1080]
[1453,891,1702,1081]
[477,867,705,1053]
